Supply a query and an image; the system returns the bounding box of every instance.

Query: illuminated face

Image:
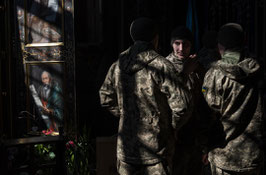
[172,39,191,60]
[41,72,51,85]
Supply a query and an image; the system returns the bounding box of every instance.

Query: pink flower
[68,141,75,146]
[66,140,75,149]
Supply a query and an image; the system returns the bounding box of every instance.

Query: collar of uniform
[169,52,184,63]
[221,51,241,64]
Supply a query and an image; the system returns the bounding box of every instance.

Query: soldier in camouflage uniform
[166,26,209,175]
[99,17,192,175]
[202,23,264,175]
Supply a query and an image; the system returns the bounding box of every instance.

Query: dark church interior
[0,0,265,174]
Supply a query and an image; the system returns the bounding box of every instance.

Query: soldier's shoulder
[148,50,174,67]
[165,52,174,60]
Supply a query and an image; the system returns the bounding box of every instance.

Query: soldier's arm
[159,62,192,131]
[99,63,120,117]
[202,69,223,112]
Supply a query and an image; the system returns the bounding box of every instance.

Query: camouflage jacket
[166,52,207,146]
[99,42,191,164]
[166,52,204,105]
[202,51,264,171]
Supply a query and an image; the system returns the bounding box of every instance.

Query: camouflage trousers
[210,163,262,175]
[117,159,171,175]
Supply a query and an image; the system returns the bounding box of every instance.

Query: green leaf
[49,152,56,159]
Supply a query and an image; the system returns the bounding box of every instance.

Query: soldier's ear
[218,43,225,56]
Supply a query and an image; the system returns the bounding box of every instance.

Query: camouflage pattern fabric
[166,52,208,175]
[202,51,264,172]
[99,41,192,166]
[166,52,203,95]
[210,163,262,175]
[117,159,171,175]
